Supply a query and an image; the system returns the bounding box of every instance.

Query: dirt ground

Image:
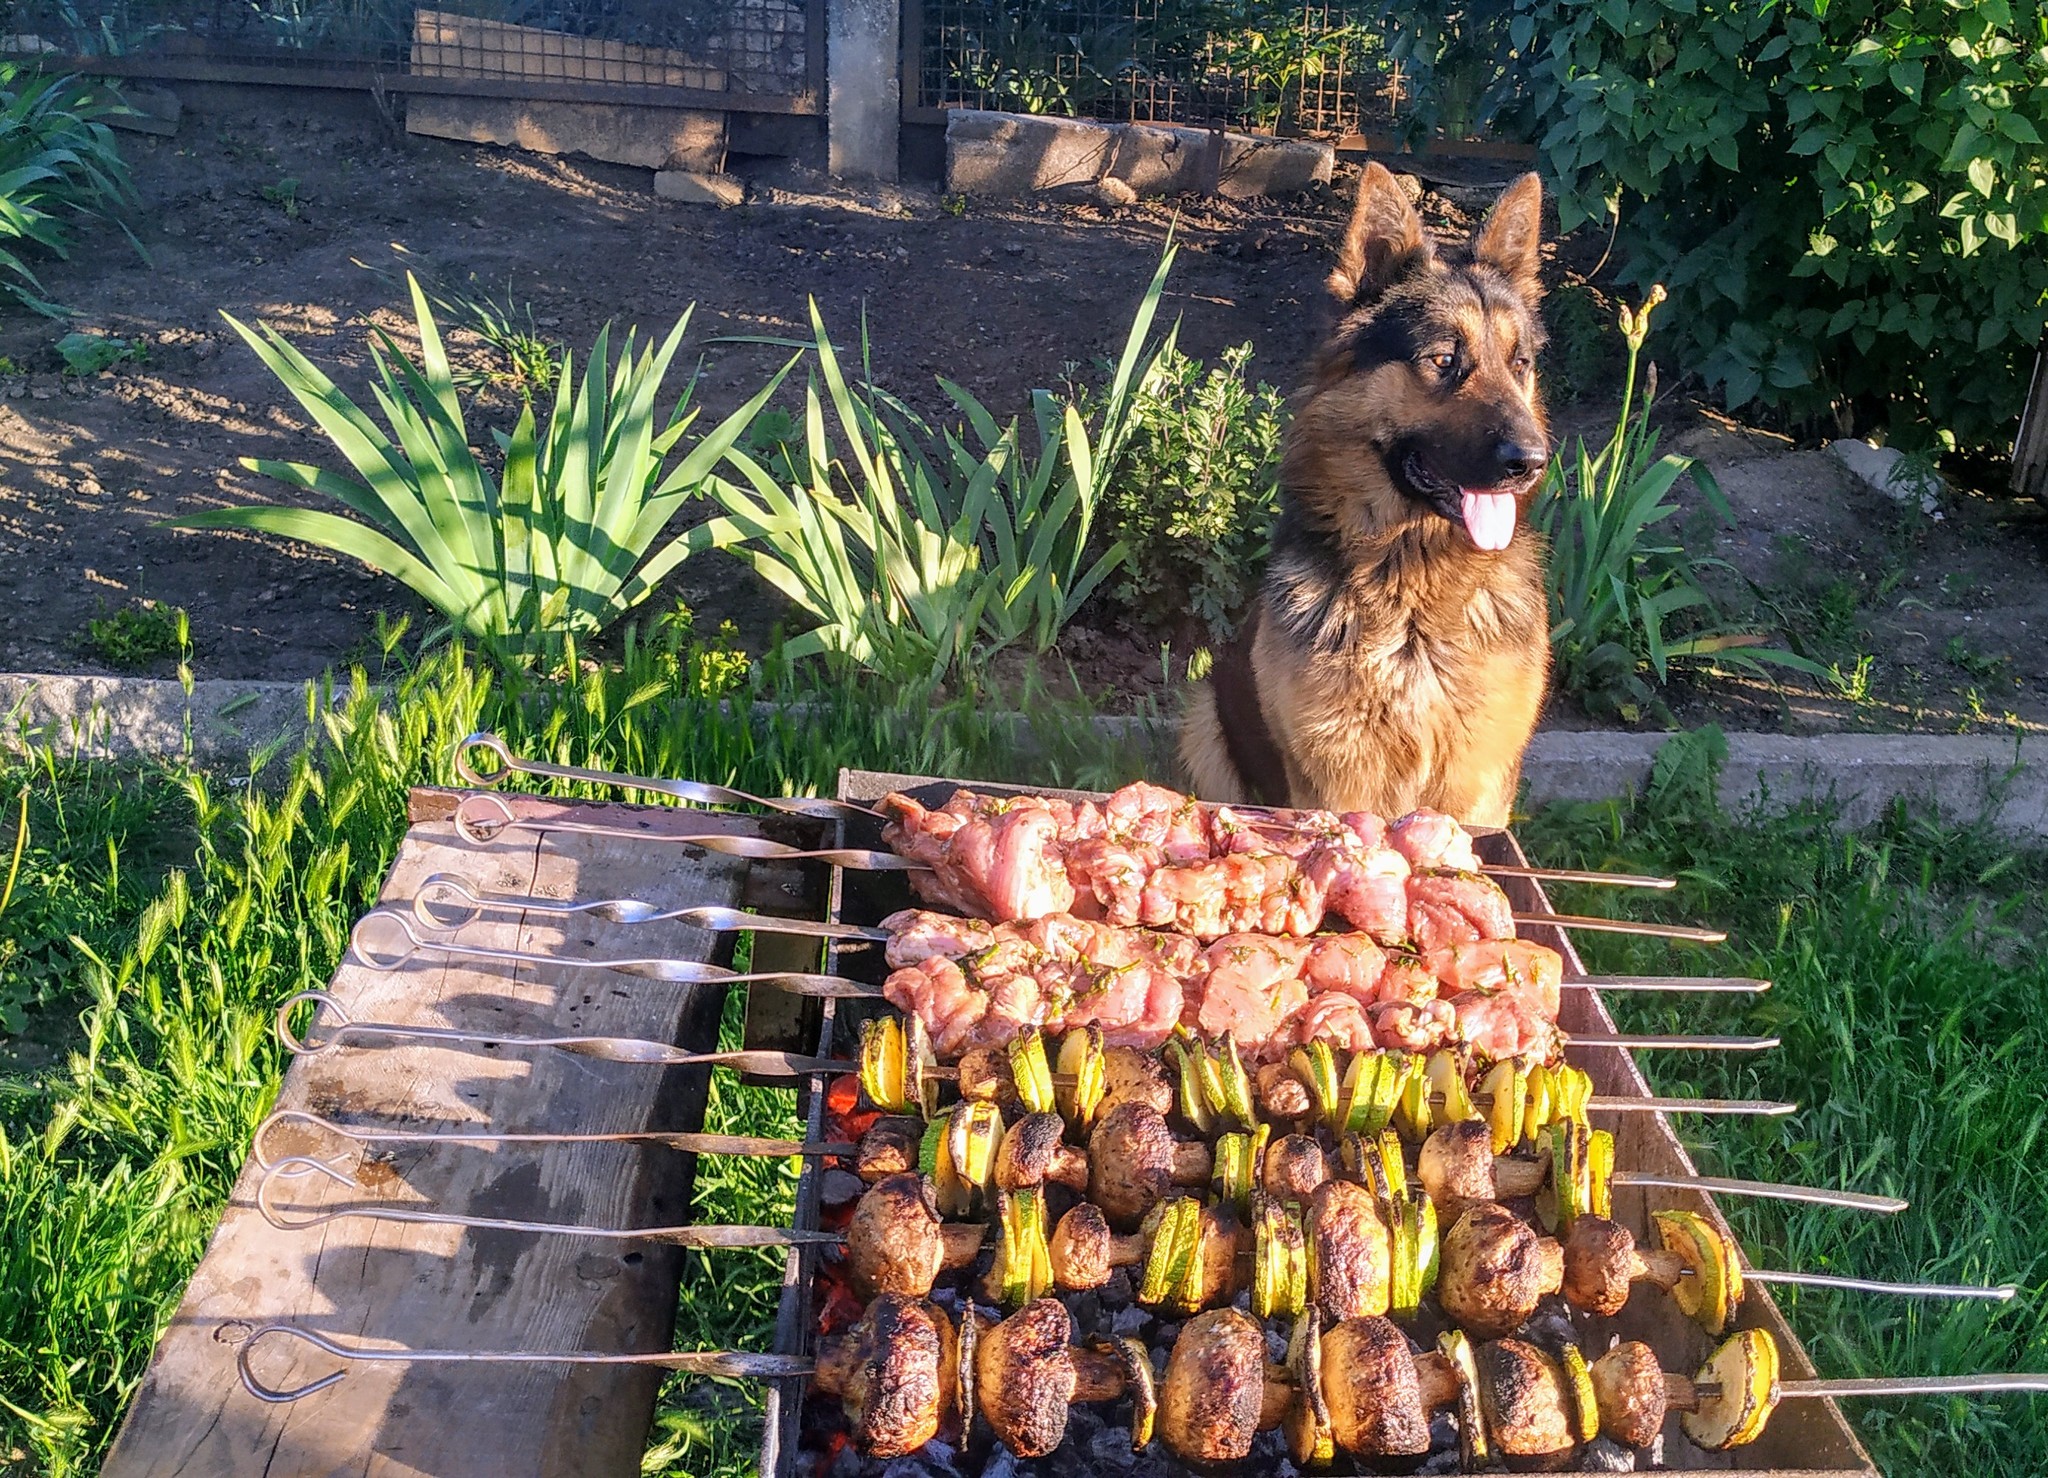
[3,88,2046,735]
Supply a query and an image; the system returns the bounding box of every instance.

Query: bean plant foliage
[1514,0,2048,448]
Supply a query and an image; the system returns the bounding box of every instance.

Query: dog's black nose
[1495,441,1547,480]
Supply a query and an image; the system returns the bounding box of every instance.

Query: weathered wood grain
[102,794,775,1478]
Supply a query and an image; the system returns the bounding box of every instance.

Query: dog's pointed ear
[1470,172,1546,301]
[1328,163,1431,307]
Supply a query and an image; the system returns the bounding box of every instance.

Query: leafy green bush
[1515,0,2048,448]
[1534,288,1830,722]
[697,248,1176,686]
[0,64,137,314]
[85,600,187,669]
[176,276,787,666]
[1090,337,1285,643]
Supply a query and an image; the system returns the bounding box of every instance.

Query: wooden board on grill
[101,790,830,1478]
[754,770,1881,1478]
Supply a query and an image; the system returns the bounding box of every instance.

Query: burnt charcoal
[929,1285,970,1317]
[979,1449,1018,1478]
[822,1169,867,1207]
[1579,1436,1637,1471]
[1101,1270,1134,1304]
[1109,1304,1149,1337]
[1263,1322,1291,1363]
[1415,1449,1465,1475]
[1086,1421,1139,1470]
[1067,1288,1105,1336]
[1521,1302,1579,1353]
[827,1441,868,1478]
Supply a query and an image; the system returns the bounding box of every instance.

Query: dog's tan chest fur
[1256,538,1546,824]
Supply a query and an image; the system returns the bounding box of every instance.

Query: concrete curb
[1,673,2038,833]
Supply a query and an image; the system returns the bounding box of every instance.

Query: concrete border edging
[1,673,2038,834]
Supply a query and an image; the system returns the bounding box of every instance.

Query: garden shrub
[1514,0,2048,449]
[1091,339,1287,643]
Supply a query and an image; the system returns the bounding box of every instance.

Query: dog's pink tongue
[1461,489,1518,551]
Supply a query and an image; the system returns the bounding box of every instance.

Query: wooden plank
[101,795,771,1478]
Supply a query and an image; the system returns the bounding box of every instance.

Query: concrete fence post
[826,0,900,180]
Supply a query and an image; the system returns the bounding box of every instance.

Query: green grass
[1521,757,2048,1475]
[0,625,1160,1474]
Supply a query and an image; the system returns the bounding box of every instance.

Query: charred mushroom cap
[1561,1215,1640,1318]
[854,1115,924,1183]
[1160,1309,1272,1465]
[813,1293,951,1458]
[1438,1204,1563,1339]
[846,1173,944,1299]
[1417,1119,1498,1213]
[1191,1203,1244,1310]
[995,1111,1089,1192]
[1307,1180,1392,1324]
[1050,1202,1116,1289]
[1320,1315,1433,1457]
[955,1045,1021,1110]
[1475,1338,1578,1461]
[1102,1045,1174,1116]
[1089,1100,1209,1230]
[1262,1133,1329,1203]
[976,1298,1081,1459]
[1257,1061,1314,1120]
[1591,1339,1668,1449]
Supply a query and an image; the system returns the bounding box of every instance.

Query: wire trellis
[909,0,1407,135]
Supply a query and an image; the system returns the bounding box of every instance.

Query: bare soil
[4,88,2045,736]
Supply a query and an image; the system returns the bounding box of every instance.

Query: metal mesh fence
[908,0,1405,135]
[1,0,813,100]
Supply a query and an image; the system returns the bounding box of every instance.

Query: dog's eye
[1512,354,1534,372]
[1429,352,1457,372]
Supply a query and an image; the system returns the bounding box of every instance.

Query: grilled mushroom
[1319,1315,1435,1457]
[1257,1060,1314,1120]
[1417,1119,1545,1214]
[1306,1179,1392,1323]
[973,1298,1154,1458]
[1089,1100,1212,1229]
[1475,1337,1578,1463]
[1262,1133,1329,1202]
[1591,1339,1670,1449]
[1159,1308,1289,1464]
[1048,1201,1143,1290]
[813,1293,956,1458]
[1102,1044,1174,1116]
[1437,1203,1563,1338]
[846,1173,987,1298]
[854,1116,924,1183]
[994,1111,1090,1193]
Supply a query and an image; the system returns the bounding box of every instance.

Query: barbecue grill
[104,743,2030,1478]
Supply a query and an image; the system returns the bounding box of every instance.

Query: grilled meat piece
[1438,1203,1563,1338]
[845,1174,984,1298]
[813,1293,955,1457]
[1320,1315,1433,1457]
[1591,1339,1669,1448]
[1160,1309,1285,1464]
[1307,1180,1392,1323]
[1476,1337,1578,1461]
[1430,937,1563,1019]
[1387,808,1481,871]
[883,791,1076,921]
[1406,868,1516,951]
[1088,1101,1213,1230]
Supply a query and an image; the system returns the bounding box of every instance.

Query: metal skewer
[343,915,1784,1053]
[234,1321,813,1405]
[449,793,918,868]
[279,991,1792,1122]
[1618,1171,1906,1214]
[407,882,1761,994]
[1742,1269,2015,1300]
[1513,912,1726,944]
[256,1155,861,1248]
[251,1107,853,1173]
[451,732,1680,892]
[454,732,881,822]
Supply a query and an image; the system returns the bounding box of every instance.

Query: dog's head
[1289,164,1550,553]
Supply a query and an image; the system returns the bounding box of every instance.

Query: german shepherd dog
[1178,163,1552,826]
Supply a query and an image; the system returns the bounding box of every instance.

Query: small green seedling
[57,333,145,376]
